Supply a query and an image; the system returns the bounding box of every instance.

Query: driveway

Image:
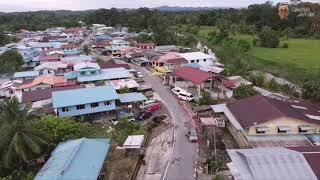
[135,66,197,180]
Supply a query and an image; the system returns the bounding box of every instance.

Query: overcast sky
[0,0,319,12]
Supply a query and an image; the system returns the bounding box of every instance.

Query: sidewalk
[136,123,174,180]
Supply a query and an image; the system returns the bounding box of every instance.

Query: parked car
[172,86,184,96]
[178,93,194,102]
[136,111,152,121]
[172,87,194,101]
[186,128,198,142]
[145,103,161,113]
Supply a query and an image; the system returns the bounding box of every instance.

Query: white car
[172,87,194,102]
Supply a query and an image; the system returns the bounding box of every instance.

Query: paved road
[135,66,197,180]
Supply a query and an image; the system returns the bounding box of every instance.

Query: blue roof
[52,86,118,108]
[14,71,39,78]
[77,68,132,82]
[119,92,147,103]
[35,138,111,180]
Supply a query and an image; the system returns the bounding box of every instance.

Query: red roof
[22,85,83,103]
[174,66,212,85]
[136,43,155,47]
[62,44,79,49]
[288,147,320,179]
[99,62,130,69]
[38,55,61,62]
[227,95,320,128]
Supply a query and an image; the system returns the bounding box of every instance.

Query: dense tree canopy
[0,50,24,74]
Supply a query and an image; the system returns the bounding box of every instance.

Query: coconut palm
[0,97,48,168]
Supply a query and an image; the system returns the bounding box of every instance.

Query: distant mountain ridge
[154,6,231,12]
[0,6,236,14]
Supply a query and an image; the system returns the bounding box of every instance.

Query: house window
[91,71,96,75]
[191,60,195,63]
[256,127,269,134]
[91,103,99,108]
[80,71,86,75]
[278,129,287,134]
[62,107,69,112]
[76,104,85,110]
[104,101,111,106]
[278,126,290,134]
[196,60,200,63]
[203,59,206,62]
[256,130,266,134]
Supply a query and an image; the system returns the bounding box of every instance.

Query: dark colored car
[136,111,152,121]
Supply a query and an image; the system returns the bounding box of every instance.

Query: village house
[135,43,155,50]
[227,147,318,180]
[169,66,214,97]
[60,55,94,65]
[38,54,61,64]
[64,62,133,84]
[14,71,39,81]
[61,44,81,55]
[17,75,68,92]
[0,80,23,98]
[34,62,69,75]
[28,42,62,51]
[212,95,320,148]
[152,52,187,73]
[35,138,111,180]
[21,84,83,111]
[110,39,130,47]
[52,86,119,118]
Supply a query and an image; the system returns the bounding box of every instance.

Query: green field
[197,26,320,84]
[250,39,320,83]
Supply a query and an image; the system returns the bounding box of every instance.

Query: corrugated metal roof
[52,86,118,108]
[74,62,100,71]
[119,92,147,103]
[61,55,93,63]
[35,138,111,180]
[174,66,212,85]
[14,71,39,78]
[77,68,132,82]
[179,52,213,61]
[227,148,317,180]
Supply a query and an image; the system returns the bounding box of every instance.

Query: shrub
[238,39,251,52]
[252,38,258,46]
[282,43,288,48]
[249,72,266,87]
[198,92,214,105]
[233,86,258,100]
[267,78,280,91]
[258,26,280,48]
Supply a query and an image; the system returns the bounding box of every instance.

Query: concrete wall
[247,117,320,135]
[57,100,116,118]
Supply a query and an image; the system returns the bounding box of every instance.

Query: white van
[178,92,194,101]
[172,87,194,101]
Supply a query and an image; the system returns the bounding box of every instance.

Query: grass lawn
[250,39,320,83]
[196,26,320,84]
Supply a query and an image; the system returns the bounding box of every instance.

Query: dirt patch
[105,144,139,180]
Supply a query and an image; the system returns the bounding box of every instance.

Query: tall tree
[0,97,48,169]
[0,50,24,74]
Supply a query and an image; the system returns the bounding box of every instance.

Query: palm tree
[0,97,48,168]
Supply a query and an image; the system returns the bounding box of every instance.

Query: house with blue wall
[64,62,133,84]
[52,86,119,118]
[61,44,81,55]
[35,138,111,180]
